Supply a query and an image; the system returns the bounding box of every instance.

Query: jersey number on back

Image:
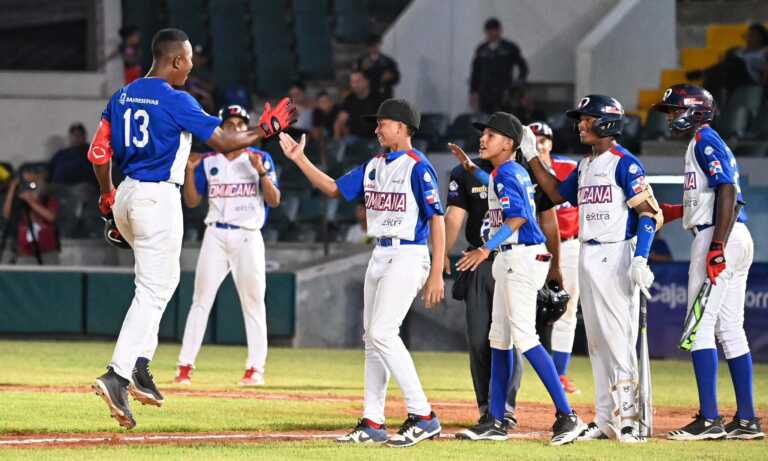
[123,108,150,148]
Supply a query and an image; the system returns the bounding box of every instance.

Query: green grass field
[0,339,765,460]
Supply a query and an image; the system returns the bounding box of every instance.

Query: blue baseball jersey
[558,144,647,242]
[489,160,545,245]
[102,77,221,185]
[683,125,747,229]
[336,149,443,243]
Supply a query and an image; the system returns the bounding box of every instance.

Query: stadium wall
[383,0,618,118]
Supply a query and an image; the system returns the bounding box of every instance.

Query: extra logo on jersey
[630,176,646,194]
[708,160,723,176]
[365,191,406,211]
[499,196,510,209]
[684,172,697,190]
[578,185,613,204]
[424,189,439,205]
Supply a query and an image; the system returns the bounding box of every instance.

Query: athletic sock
[692,348,719,419]
[727,352,756,420]
[363,418,383,429]
[551,351,571,376]
[489,348,513,421]
[524,345,572,415]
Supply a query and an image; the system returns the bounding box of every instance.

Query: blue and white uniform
[177,149,278,380]
[683,126,753,358]
[102,77,221,381]
[557,143,651,439]
[336,149,443,425]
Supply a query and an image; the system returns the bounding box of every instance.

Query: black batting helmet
[528,121,553,139]
[104,216,130,249]
[536,280,571,326]
[218,104,251,123]
[566,94,625,137]
[650,83,715,133]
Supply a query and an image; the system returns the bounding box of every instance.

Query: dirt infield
[0,384,724,448]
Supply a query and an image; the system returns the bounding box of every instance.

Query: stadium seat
[724,85,764,120]
[293,0,335,79]
[644,110,670,140]
[717,106,750,139]
[751,108,768,139]
[733,142,768,157]
[412,138,428,153]
[335,0,370,43]
[335,199,359,223]
[122,0,165,70]
[416,112,448,148]
[620,114,642,153]
[251,0,296,96]
[208,0,251,88]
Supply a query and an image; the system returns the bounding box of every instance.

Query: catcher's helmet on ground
[104,216,130,249]
[650,83,715,133]
[536,280,571,326]
[566,94,625,137]
[528,121,553,139]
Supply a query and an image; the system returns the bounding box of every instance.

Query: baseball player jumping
[450,112,586,446]
[523,96,662,442]
[278,99,444,447]
[651,84,763,441]
[528,121,581,394]
[174,104,280,387]
[89,28,295,429]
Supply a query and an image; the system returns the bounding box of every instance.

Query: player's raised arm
[518,127,568,205]
[207,98,297,153]
[277,132,341,198]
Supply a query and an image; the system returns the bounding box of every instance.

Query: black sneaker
[455,417,508,441]
[129,357,164,407]
[620,426,647,443]
[504,413,518,430]
[577,422,608,441]
[667,414,726,441]
[92,367,136,430]
[551,411,586,446]
[724,417,764,440]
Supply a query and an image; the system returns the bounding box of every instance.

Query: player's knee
[365,328,398,352]
[716,325,749,359]
[510,327,539,353]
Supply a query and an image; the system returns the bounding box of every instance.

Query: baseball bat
[638,292,653,439]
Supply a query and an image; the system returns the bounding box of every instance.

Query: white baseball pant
[550,238,580,353]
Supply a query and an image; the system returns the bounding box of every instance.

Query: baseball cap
[218,104,250,124]
[528,121,553,139]
[363,99,421,131]
[472,112,523,146]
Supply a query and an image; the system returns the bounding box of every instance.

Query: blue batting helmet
[566,94,625,137]
[650,84,715,133]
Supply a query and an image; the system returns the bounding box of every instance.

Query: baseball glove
[103,216,130,249]
[536,280,570,326]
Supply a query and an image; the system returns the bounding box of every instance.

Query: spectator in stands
[48,123,96,186]
[311,90,340,140]
[334,71,383,142]
[2,168,60,265]
[469,17,528,114]
[344,203,373,244]
[288,81,314,132]
[686,23,768,103]
[649,235,673,263]
[119,25,142,84]
[356,35,401,99]
[186,45,216,114]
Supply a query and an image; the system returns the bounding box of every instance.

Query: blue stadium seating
[167,0,208,50]
[208,0,251,88]
[293,0,335,79]
[335,0,370,43]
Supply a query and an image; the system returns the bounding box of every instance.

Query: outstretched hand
[447,143,476,173]
[278,132,306,162]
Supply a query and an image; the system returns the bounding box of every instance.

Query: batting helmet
[528,121,553,139]
[104,216,130,249]
[536,280,571,326]
[650,83,715,133]
[218,104,251,123]
[566,95,625,137]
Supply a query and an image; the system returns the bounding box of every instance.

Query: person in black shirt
[445,145,562,431]
[334,71,384,142]
[48,122,97,186]
[470,18,529,114]
[356,35,401,100]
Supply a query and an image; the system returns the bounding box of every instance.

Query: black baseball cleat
[577,422,609,441]
[550,411,586,446]
[724,417,764,440]
[129,357,164,407]
[92,368,136,430]
[455,416,508,441]
[504,413,518,430]
[667,414,726,441]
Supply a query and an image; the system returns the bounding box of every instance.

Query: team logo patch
[704,146,714,156]
[449,180,458,192]
[210,167,219,176]
[628,163,639,174]
[708,160,723,176]
[480,191,487,199]
[578,97,590,109]
[499,196,510,209]
[425,189,439,205]
[496,183,504,192]
[630,176,646,194]
[263,160,271,170]
[119,92,127,105]
[663,88,672,101]
[604,105,622,115]
[368,169,376,180]
[423,172,433,183]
